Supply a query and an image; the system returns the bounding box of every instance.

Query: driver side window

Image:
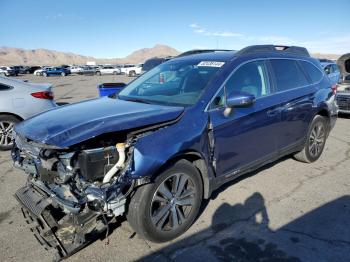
[210,60,269,109]
[226,60,269,98]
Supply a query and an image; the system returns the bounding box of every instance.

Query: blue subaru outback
[12,45,337,259]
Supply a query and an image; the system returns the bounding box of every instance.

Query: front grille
[336,95,350,111]
[15,186,51,217]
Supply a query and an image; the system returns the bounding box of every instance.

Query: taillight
[331,84,337,95]
[31,91,54,100]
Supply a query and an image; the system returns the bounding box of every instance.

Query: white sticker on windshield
[197,61,225,67]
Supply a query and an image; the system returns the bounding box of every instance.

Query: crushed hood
[15,97,184,148]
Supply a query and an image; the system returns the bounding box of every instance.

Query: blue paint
[15,49,337,196]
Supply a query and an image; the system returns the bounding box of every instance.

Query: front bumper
[336,92,350,114]
[15,184,107,261]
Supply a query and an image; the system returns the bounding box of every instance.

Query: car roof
[172,51,237,62]
[0,76,51,90]
[171,45,312,63]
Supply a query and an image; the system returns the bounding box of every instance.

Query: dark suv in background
[12,45,337,259]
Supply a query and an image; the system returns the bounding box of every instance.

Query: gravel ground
[0,74,349,262]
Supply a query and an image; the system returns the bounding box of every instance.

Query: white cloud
[189,23,242,38]
[189,23,199,28]
[45,13,84,21]
[188,23,349,54]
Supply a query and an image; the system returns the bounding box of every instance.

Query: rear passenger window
[0,84,13,91]
[270,59,309,91]
[299,61,323,84]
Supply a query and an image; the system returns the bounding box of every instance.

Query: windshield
[118,59,223,106]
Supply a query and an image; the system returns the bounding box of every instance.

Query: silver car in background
[0,76,57,150]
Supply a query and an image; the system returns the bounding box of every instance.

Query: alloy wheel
[0,121,14,147]
[309,122,325,158]
[150,173,196,232]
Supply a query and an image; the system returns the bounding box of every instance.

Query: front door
[208,60,280,177]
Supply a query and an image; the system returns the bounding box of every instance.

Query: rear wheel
[127,160,203,242]
[43,72,47,77]
[61,72,66,76]
[96,71,101,76]
[294,115,328,163]
[0,115,21,151]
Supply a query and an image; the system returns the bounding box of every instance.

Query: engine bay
[12,132,140,260]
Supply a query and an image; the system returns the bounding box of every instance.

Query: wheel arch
[316,107,331,132]
[152,150,212,199]
[0,112,23,121]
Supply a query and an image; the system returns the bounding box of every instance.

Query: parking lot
[0,74,349,262]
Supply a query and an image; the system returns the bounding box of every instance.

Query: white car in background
[96,65,120,75]
[69,66,83,74]
[33,67,52,76]
[0,66,16,76]
[122,64,143,77]
[0,76,57,150]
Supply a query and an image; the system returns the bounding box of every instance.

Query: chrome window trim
[205,57,325,112]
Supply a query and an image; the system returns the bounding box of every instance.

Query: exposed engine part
[77,146,120,181]
[103,143,126,183]
[12,137,137,260]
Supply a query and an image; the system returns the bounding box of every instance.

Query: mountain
[0,44,342,65]
[310,53,341,61]
[0,44,180,66]
[123,44,179,64]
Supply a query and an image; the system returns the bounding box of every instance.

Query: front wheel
[43,72,47,77]
[127,160,203,243]
[61,72,66,76]
[0,115,20,151]
[294,115,328,163]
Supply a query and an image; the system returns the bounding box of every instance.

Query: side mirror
[226,93,255,108]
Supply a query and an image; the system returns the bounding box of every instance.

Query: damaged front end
[12,132,144,260]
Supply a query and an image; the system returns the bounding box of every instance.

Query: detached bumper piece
[15,185,107,261]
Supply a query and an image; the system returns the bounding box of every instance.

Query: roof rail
[236,45,310,57]
[177,49,233,57]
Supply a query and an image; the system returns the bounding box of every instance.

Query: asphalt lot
[0,74,350,262]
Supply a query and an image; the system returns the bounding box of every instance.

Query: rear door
[208,60,280,177]
[268,59,316,151]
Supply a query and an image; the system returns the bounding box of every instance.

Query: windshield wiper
[119,96,152,104]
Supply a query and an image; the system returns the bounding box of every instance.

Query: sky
[0,0,349,58]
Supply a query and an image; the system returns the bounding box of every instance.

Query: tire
[113,71,118,75]
[129,71,136,77]
[43,72,47,77]
[0,115,21,151]
[294,115,328,163]
[96,71,101,76]
[127,160,203,243]
[61,72,66,76]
